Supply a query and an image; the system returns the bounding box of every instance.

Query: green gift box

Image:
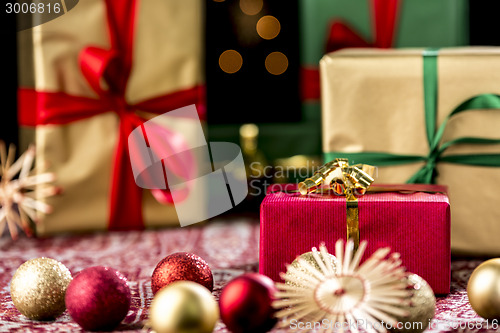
[301,0,468,69]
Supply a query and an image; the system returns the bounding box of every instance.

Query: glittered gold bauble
[391,274,435,333]
[149,280,219,333]
[285,250,336,287]
[467,258,500,319]
[10,257,72,320]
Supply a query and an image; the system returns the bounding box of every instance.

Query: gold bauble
[149,281,219,333]
[10,257,72,320]
[467,258,500,319]
[391,274,435,333]
[285,251,336,287]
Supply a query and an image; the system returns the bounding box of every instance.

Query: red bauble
[151,252,213,294]
[219,273,278,333]
[65,266,131,331]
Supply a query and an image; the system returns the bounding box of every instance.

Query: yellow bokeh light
[265,52,288,75]
[256,15,281,40]
[240,0,263,15]
[219,50,243,74]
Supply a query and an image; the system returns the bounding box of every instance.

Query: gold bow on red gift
[299,158,376,250]
[299,158,376,196]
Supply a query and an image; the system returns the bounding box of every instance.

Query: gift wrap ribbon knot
[326,48,500,184]
[18,0,204,230]
[298,158,376,251]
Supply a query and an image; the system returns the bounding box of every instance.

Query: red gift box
[259,184,450,294]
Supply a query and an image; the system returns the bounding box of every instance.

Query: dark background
[469,0,500,46]
[0,5,18,148]
[206,0,300,124]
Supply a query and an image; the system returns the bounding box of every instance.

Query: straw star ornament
[273,240,412,333]
[0,142,58,239]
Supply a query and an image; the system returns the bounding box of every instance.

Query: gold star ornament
[0,142,58,238]
[273,240,413,333]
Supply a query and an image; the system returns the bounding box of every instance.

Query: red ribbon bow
[302,0,401,101]
[18,0,204,230]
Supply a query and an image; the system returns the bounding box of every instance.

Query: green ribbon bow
[325,48,500,184]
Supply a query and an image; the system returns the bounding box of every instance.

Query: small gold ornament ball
[391,274,436,333]
[285,251,336,288]
[149,280,219,333]
[467,258,500,319]
[10,257,72,320]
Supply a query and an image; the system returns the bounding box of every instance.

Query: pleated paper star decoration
[273,240,412,333]
[0,142,58,239]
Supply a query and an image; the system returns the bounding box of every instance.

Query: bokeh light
[219,50,243,74]
[240,0,263,15]
[265,52,288,75]
[256,15,280,40]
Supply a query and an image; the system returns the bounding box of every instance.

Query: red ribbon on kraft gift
[17,0,204,230]
[302,0,401,101]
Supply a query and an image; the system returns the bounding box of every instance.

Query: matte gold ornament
[391,274,436,333]
[10,257,72,320]
[467,258,500,319]
[149,280,219,333]
[285,250,337,288]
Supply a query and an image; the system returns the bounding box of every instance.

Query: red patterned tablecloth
[0,219,487,332]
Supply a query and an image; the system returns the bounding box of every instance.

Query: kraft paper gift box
[17,0,206,235]
[321,48,500,255]
[259,184,451,294]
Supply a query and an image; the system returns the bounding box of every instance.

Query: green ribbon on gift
[325,48,500,184]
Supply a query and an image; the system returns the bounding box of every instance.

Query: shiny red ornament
[65,266,131,331]
[219,273,277,333]
[151,252,213,294]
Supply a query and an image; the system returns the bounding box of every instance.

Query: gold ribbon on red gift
[294,159,447,251]
[271,175,446,253]
[302,0,401,101]
[17,0,205,231]
[299,158,376,251]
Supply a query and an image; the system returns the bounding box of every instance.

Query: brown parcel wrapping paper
[321,48,500,255]
[19,0,204,235]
